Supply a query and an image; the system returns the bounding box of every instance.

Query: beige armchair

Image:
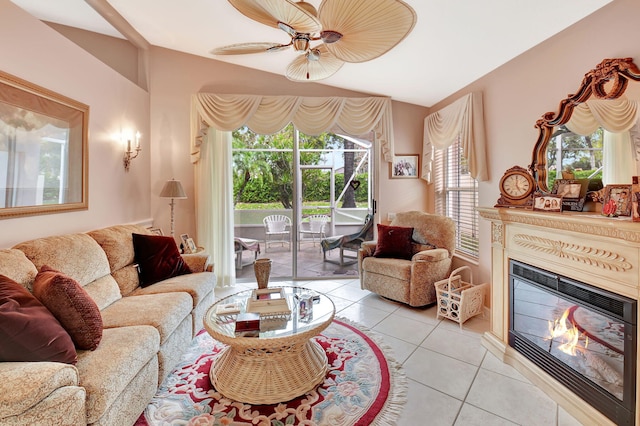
[359,211,456,307]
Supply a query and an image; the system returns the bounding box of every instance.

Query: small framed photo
[390,154,419,179]
[604,184,632,216]
[185,238,197,254]
[633,177,640,222]
[148,227,164,236]
[552,179,588,211]
[533,194,563,212]
[180,233,190,247]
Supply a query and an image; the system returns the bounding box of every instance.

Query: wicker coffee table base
[210,339,328,404]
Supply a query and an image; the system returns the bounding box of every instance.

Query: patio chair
[299,214,329,250]
[321,214,374,265]
[263,214,292,252]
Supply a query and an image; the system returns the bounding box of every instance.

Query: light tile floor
[215,279,584,426]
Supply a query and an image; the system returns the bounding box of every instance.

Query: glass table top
[205,286,335,340]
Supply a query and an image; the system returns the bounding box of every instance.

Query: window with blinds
[434,137,479,258]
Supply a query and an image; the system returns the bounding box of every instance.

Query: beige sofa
[0,224,216,426]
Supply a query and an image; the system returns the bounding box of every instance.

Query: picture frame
[633,177,640,222]
[604,184,632,217]
[148,227,164,236]
[0,70,89,219]
[551,179,588,211]
[186,238,197,254]
[533,194,563,212]
[180,233,190,251]
[390,154,419,179]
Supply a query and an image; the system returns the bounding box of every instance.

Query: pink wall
[431,0,640,285]
[0,0,150,247]
[148,47,429,241]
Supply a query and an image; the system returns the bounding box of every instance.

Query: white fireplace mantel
[478,207,640,426]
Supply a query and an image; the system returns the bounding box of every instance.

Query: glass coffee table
[203,286,335,404]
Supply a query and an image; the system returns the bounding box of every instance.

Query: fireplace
[509,260,637,425]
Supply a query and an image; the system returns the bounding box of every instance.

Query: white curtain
[190,94,394,286]
[194,129,235,287]
[422,92,488,183]
[566,98,640,185]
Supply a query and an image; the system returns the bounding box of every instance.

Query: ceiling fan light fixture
[292,35,310,52]
[286,44,344,82]
[306,48,321,61]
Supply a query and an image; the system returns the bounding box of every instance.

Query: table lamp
[159,179,187,237]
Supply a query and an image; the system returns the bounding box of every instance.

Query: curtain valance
[190,94,394,163]
[565,97,640,135]
[422,92,488,183]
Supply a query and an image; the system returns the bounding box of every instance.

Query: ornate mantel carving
[512,234,632,272]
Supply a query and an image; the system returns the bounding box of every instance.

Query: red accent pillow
[373,224,414,260]
[33,266,103,351]
[0,274,77,364]
[132,233,192,287]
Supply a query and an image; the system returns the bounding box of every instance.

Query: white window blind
[434,136,479,258]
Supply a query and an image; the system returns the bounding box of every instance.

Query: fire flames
[547,308,589,356]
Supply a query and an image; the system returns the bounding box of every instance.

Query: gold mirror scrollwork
[530,58,640,192]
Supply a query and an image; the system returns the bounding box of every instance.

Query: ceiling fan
[211,0,417,82]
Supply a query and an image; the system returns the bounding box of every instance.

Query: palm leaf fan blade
[318,0,416,63]
[228,0,321,33]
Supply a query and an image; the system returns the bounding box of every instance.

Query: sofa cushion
[132,271,215,308]
[33,266,103,350]
[0,360,81,419]
[75,325,159,424]
[0,274,77,364]
[88,224,151,296]
[13,233,121,310]
[100,292,193,343]
[0,249,38,291]
[132,233,191,287]
[373,224,414,260]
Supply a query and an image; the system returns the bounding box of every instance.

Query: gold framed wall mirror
[0,70,88,219]
[530,58,640,193]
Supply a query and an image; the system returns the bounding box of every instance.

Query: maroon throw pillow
[373,224,414,260]
[33,266,103,351]
[132,233,192,287]
[0,274,77,364]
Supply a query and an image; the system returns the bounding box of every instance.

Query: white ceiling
[10,0,612,107]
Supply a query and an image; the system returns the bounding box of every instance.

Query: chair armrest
[0,361,79,419]
[412,248,450,262]
[181,252,211,272]
[359,240,377,257]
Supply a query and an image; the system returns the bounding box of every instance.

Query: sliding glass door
[232,125,373,281]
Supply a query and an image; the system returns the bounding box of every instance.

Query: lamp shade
[159,179,187,199]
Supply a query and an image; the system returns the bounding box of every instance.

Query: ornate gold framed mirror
[0,70,89,219]
[530,58,640,193]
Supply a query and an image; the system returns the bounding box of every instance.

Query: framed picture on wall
[390,154,419,179]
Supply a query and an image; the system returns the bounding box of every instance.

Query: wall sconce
[123,131,141,171]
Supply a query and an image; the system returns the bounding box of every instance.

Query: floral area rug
[135,318,407,426]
